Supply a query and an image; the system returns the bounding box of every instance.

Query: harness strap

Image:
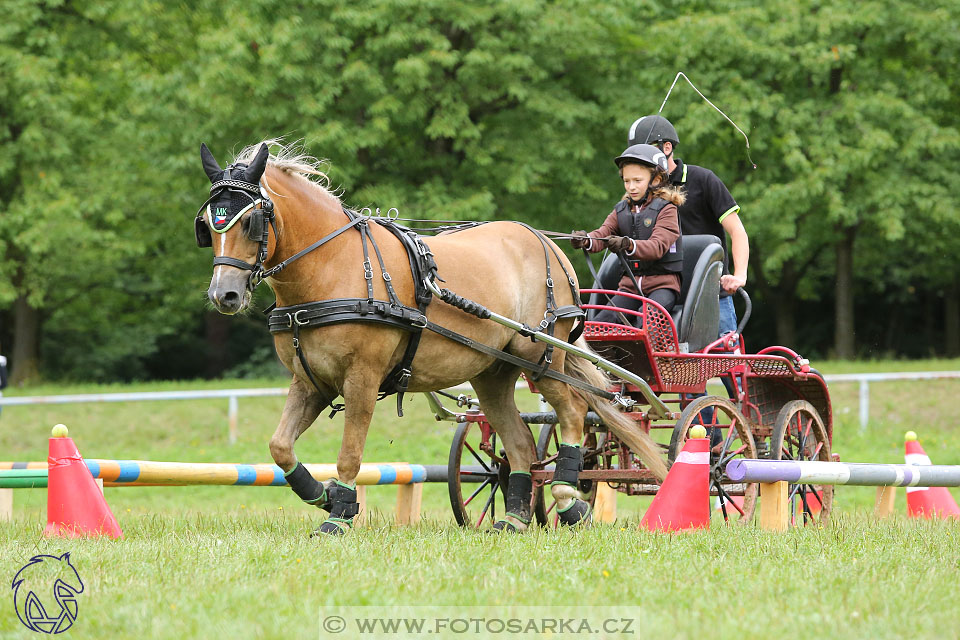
[364,223,402,307]
[358,221,376,302]
[260,212,369,280]
[291,321,329,402]
[269,297,611,402]
[213,256,257,271]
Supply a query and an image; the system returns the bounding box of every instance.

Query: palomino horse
[196,140,666,534]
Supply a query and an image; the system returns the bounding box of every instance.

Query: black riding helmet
[614,143,669,173]
[627,115,679,147]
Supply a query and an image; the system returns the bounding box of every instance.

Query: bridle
[194,171,277,289]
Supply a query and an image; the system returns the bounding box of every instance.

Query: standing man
[627,115,749,341]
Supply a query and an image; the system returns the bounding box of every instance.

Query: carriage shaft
[423,279,671,419]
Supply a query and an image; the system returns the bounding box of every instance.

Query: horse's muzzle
[208,271,251,314]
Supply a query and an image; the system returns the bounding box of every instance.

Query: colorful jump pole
[1,461,431,487]
[725,459,960,487]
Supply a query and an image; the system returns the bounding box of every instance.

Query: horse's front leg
[269,377,336,513]
[313,366,382,535]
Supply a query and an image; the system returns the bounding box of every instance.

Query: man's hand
[606,236,634,253]
[570,231,589,249]
[720,274,746,294]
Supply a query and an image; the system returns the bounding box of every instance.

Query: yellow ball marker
[689,425,707,439]
[904,431,917,442]
[51,424,69,438]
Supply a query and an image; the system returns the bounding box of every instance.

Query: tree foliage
[0,0,958,382]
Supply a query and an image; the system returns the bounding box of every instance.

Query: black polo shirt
[669,158,739,275]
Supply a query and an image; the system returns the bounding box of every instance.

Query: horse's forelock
[233,139,338,201]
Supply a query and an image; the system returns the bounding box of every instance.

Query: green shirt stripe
[718,204,740,224]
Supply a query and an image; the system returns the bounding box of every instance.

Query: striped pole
[0,461,431,487]
[726,459,960,487]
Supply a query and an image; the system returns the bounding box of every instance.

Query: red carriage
[438,234,834,527]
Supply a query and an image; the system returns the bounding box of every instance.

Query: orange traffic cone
[44,425,123,539]
[640,427,710,532]
[904,431,960,520]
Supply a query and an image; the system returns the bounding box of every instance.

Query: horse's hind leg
[270,377,337,514]
[470,367,537,532]
[533,375,592,526]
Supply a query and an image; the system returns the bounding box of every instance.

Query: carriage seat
[584,234,722,352]
[671,235,722,353]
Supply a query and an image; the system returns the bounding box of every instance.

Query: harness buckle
[410,314,428,329]
[363,259,374,280]
[382,272,392,282]
[546,277,555,288]
[396,368,412,390]
[293,309,310,326]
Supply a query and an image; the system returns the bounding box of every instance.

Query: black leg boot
[492,472,533,533]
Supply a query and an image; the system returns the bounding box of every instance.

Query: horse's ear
[245,143,270,183]
[200,143,222,182]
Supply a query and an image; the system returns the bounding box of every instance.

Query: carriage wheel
[668,396,758,524]
[770,400,833,526]
[534,423,600,527]
[447,420,540,529]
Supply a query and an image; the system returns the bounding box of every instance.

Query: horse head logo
[11,552,84,634]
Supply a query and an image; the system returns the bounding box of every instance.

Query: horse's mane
[233,139,341,202]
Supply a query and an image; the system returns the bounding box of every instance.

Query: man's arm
[720,212,749,293]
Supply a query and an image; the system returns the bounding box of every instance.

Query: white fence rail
[1,372,958,440]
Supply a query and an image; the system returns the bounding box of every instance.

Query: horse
[195,140,667,534]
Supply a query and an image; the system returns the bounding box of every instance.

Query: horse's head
[195,142,273,314]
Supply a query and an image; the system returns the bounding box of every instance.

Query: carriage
[432,235,834,528]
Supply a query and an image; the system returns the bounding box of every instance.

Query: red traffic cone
[904,431,960,520]
[44,425,123,539]
[640,427,710,532]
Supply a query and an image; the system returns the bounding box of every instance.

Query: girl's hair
[620,164,686,206]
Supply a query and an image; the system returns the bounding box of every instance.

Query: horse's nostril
[222,290,240,306]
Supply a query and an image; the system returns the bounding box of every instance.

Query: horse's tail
[564,337,668,482]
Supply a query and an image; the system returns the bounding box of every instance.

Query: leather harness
[198,179,592,416]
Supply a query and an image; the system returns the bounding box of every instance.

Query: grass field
[2,360,960,639]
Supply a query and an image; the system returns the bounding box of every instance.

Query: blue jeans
[719,295,738,338]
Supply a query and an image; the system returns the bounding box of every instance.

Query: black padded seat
[672,235,722,352]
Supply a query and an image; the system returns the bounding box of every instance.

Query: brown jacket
[584,201,681,296]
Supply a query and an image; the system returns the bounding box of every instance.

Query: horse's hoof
[310,518,351,537]
[488,513,530,534]
[489,520,520,534]
[557,499,592,526]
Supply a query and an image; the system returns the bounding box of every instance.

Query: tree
[614,0,960,356]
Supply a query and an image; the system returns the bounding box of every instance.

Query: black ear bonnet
[195,143,270,248]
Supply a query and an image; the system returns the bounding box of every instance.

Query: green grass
[1,362,959,639]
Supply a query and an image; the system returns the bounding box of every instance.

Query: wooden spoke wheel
[533,423,601,527]
[668,396,758,524]
[448,420,540,529]
[770,400,833,525]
